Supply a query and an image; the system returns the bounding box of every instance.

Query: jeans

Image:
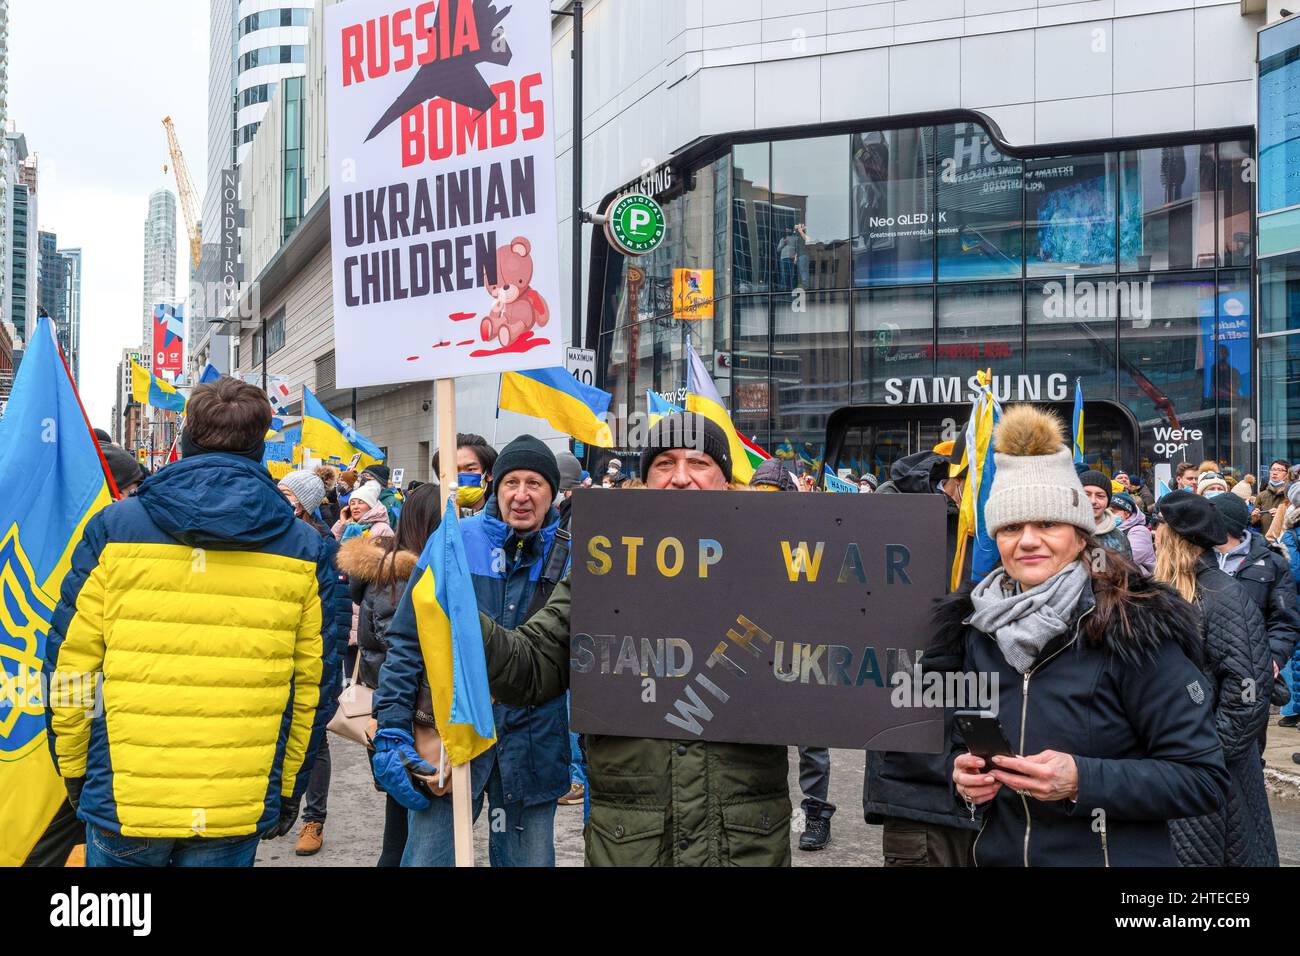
[798,746,836,818]
[85,825,260,867]
[401,760,557,867]
[567,693,586,788]
[303,736,331,824]
[1283,659,1299,718]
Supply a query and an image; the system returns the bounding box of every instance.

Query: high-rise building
[60,247,81,385]
[195,0,314,346]
[113,346,145,445]
[4,132,36,350]
[142,188,177,363]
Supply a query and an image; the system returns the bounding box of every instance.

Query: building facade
[565,0,1265,487]
[60,247,81,385]
[4,133,36,354]
[142,188,178,363]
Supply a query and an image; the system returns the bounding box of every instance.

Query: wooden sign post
[435,378,474,867]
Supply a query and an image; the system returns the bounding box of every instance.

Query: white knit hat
[349,481,381,511]
[279,470,326,516]
[982,406,1096,535]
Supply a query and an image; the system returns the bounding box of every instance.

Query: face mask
[456,472,485,509]
[1205,490,1225,499]
[1271,479,1286,488]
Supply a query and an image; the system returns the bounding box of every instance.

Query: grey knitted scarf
[968,561,1091,674]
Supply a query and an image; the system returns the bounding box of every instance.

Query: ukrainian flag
[646,389,683,428]
[500,368,613,447]
[685,342,756,484]
[302,386,385,469]
[0,317,113,865]
[409,499,496,765]
[952,370,1002,590]
[130,360,187,413]
[1072,377,1085,467]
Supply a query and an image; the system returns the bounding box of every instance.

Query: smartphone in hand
[954,710,1016,774]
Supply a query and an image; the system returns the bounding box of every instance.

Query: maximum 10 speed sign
[604,193,666,256]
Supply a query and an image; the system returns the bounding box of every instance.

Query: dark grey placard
[569,489,947,752]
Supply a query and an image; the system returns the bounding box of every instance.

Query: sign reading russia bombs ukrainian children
[324,0,564,387]
[569,490,948,752]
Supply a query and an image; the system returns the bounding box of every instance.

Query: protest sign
[570,490,947,752]
[324,0,563,388]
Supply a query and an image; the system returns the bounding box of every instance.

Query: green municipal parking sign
[605,193,666,256]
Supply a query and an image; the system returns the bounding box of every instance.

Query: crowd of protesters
[38,384,1297,868]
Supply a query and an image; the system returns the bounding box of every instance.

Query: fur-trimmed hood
[336,534,418,584]
[927,567,1203,672]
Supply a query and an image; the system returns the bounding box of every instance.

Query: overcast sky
[10,1,208,427]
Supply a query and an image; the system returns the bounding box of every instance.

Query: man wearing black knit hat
[377,412,800,866]
[1079,469,1132,558]
[373,433,571,866]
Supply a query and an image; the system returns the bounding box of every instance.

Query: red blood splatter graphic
[406,355,421,361]
[431,341,452,349]
[449,311,477,322]
[457,339,475,346]
[470,331,551,358]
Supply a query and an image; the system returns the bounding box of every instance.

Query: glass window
[772,291,849,450]
[853,285,933,403]
[1119,145,1216,271]
[1116,273,1217,474]
[1025,278,1117,400]
[936,282,1022,383]
[1260,334,1300,466]
[1261,251,1300,334]
[1025,152,1117,276]
[266,311,286,357]
[1216,271,1253,472]
[729,296,770,447]
[732,143,771,293]
[1259,16,1300,214]
[771,137,851,293]
[1218,141,1253,268]
[852,127,935,287]
[936,123,1024,281]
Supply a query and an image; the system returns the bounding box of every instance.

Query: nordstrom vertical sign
[220,168,240,310]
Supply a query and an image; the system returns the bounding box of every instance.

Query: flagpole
[436,376,474,868]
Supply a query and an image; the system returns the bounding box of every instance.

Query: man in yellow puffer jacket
[43,377,341,867]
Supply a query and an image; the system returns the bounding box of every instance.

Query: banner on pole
[569,490,947,751]
[324,0,564,387]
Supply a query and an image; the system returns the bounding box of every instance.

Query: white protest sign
[325,0,564,388]
[392,467,406,489]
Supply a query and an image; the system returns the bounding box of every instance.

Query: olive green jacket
[480,576,792,867]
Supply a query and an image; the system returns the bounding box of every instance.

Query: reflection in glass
[1025,153,1117,276]
[1115,274,1217,479]
[1217,272,1253,473]
[1218,141,1253,268]
[772,292,850,453]
[728,296,771,448]
[732,144,771,293]
[1260,251,1300,335]
[771,138,851,292]
[936,124,1023,281]
[1119,145,1215,271]
[1260,334,1300,465]
[853,286,933,402]
[1025,280,1117,400]
[936,282,1022,382]
[852,127,935,286]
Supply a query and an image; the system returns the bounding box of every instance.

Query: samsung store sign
[884,373,1069,406]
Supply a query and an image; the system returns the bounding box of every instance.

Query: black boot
[799,800,833,851]
[1279,714,1300,728]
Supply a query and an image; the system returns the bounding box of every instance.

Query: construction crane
[162,116,202,271]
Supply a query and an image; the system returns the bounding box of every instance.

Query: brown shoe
[295,821,324,856]
[557,783,585,806]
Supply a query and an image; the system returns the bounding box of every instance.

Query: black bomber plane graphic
[365,0,513,144]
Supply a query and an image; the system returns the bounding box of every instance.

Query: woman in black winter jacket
[947,407,1229,866]
[1154,491,1279,867]
[335,483,440,867]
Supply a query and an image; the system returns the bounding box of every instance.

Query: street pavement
[260,718,1300,867]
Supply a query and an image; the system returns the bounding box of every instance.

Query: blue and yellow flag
[302,386,385,469]
[409,499,496,766]
[0,317,114,865]
[1072,377,1085,466]
[646,390,683,428]
[130,360,186,413]
[953,369,1002,590]
[686,342,756,484]
[500,368,613,447]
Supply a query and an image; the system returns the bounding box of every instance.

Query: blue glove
[371,728,438,811]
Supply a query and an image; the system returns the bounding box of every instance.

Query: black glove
[64,777,84,811]
[262,797,300,840]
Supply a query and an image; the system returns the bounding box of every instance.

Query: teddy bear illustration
[482,236,549,348]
